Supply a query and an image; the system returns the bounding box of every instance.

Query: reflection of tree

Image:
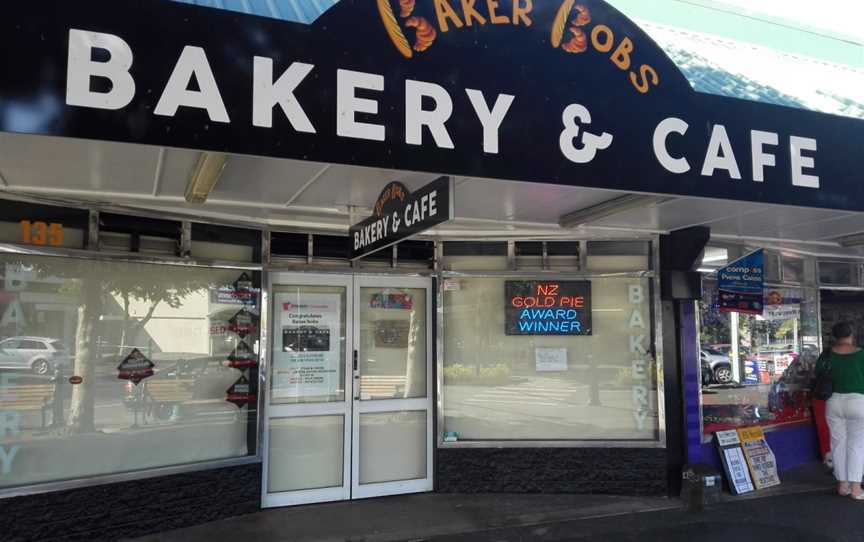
[4,257,212,434]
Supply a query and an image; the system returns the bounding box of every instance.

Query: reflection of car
[0,337,70,375]
[701,348,733,385]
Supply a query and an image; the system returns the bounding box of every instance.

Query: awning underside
[2,133,864,258]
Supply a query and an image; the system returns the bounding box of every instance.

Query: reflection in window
[700,281,819,437]
[442,277,658,441]
[0,255,259,489]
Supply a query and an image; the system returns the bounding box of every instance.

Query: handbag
[812,351,833,400]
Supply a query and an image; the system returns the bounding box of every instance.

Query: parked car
[0,337,71,375]
[701,347,734,385]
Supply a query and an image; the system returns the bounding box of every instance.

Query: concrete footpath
[130,466,841,542]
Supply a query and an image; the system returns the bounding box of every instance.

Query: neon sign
[505,281,591,336]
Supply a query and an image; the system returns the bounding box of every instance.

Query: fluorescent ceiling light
[838,232,864,248]
[185,152,228,204]
[559,194,670,229]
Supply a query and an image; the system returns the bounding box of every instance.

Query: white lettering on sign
[0,446,19,476]
[750,130,778,183]
[155,46,230,122]
[790,136,820,188]
[66,29,136,110]
[559,104,613,164]
[0,374,21,476]
[653,117,820,189]
[652,117,690,174]
[252,58,316,132]
[701,124,741,180]
[0,412,21,438]
[337,69,386,141]
[406,80,455,149]
[465,89,515,154]
[629,284,650,432]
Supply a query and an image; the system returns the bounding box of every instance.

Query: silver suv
[0,337,70,375]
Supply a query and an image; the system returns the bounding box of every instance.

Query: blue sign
[718,250,764,315]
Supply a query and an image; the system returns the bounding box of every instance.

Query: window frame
[0,240,266,500]
[435,238,665,450]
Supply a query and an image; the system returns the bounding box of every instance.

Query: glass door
[352,276,434,499]
[263,273,353,507]
[262,273,433,507]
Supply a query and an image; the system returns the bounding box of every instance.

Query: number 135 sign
[21,220,64,247]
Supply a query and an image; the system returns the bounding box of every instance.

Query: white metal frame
[262,272,354,508]
[262,272,434,507]
[351,275,434,499]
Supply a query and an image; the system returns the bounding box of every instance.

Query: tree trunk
[68,278,103,434]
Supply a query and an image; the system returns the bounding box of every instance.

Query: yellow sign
[737,426,780,490]
[737,427,765,443]
[20,220,64,247]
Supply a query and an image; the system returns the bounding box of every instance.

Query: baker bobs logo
[377,0,659,94]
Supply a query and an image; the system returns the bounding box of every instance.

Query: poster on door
[272,293,341,400]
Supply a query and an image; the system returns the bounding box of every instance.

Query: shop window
[515,242,543,270]
[192,224,259,262]
[764,252,782,282]
[441,276,658,441]
[270,232,308,259]
[819,262,858,287]
[781,256,805,284]
[0,254,260,491]
[547,242,580,270]
[586,241,650,271]
[699,281,819,439]
[444,242,508,271]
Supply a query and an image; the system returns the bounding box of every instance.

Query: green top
[819,350,864,395]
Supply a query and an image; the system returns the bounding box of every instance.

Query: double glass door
[263,273,433,507]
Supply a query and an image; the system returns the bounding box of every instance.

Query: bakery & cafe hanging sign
[351,176,454,259]
[1,0,863,211]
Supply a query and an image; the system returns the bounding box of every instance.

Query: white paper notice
[535,348,568,372]
[272,293,342,399]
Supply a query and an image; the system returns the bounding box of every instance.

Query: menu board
[272,293,342,400]
[505,281,592,336]
[738,427,781,490]
[714,430,754,495]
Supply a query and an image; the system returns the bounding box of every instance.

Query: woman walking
[824,322,864,498]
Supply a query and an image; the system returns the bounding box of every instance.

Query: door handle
[353,350,360,400]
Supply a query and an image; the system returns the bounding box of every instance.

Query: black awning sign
[226,375,256,409]
[117,348,155,385]
[227,340,258,370]
[351,176,453,260]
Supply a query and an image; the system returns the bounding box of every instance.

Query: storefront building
[0,0,862,539]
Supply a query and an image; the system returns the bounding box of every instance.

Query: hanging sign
[351,177,454,260]
[738,426,781,490]
[505,281,592,336]
[228,308,258,338]
[226,375,256,408]
[210,272,259,306]
[117,348,155,385]
[227,340,258,370]
[718,250,764,315]
[714,430,755,495]
[273,293,342,399]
